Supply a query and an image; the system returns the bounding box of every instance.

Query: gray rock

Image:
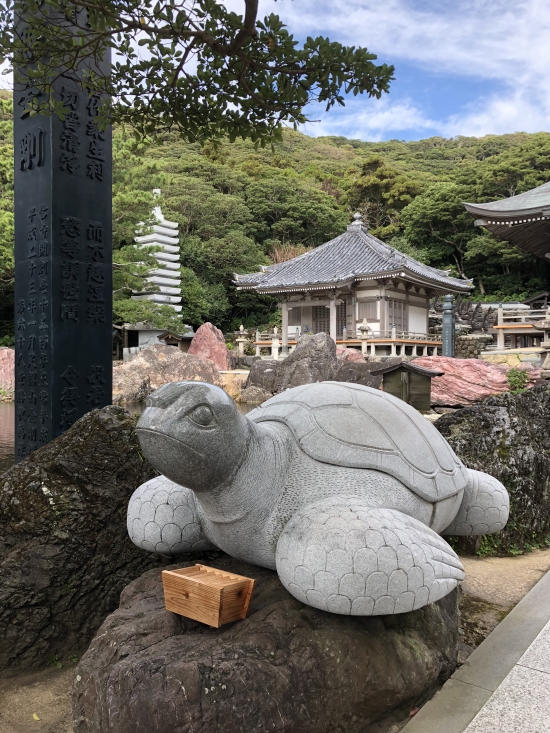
[73,556,460,733]
[436,386,550,553]
[128,381,509,615]
[238,386,273,404]
[336,361,383,388]
[275,332,337,391]
[246,334,339,394]
[0,407,194,673]
[245,359,279,393]
[234,355,260,368]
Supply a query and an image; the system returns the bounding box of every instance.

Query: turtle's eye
[188,404,215,427]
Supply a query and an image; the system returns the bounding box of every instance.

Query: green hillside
[1,88,549,337]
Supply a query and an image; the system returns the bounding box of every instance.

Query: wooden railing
[499,309,547,323]
[252,329,441,360]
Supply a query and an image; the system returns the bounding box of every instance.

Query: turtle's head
[136,381,250,493]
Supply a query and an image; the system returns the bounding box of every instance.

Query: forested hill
[1,88,550,336]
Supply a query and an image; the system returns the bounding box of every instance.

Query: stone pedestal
[73,556,459,733]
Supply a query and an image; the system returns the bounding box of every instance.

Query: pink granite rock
[0,348,14,399]
[336,346,365,363]
[188,322,233,371]
[413,356,541,407]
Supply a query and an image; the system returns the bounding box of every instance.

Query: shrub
[506,368,529,392]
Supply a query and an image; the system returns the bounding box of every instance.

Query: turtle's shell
[247,381,468,503]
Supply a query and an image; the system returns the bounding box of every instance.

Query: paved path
[403,568,550,733]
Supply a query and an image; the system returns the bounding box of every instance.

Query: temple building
[132,189,182,312]
[463,181,550,260]
[235,214,472,357]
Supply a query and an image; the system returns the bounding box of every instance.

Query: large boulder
[436,386,550,553]
[112,344,221,404]
[336,346,365,363]
[0,406,190,673]
[246,334,338,394]
[245,360,279,393]
[0,347,14,400]
[73,556,459,733]
[335,362,383,389]
[276,332,337,392]
[413,356,540,407]
[188,322,234,371]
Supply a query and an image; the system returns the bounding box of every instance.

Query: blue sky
[254,0,550,142]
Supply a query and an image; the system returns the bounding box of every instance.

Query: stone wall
[455,334,493,359]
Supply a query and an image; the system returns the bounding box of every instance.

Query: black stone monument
[13,29,112,461]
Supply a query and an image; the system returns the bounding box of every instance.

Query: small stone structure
[128,380,508,616]
[132,190,182,312]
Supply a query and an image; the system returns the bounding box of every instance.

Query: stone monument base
[73,555,459,733]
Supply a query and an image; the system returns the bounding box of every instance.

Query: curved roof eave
[464,181,550,219]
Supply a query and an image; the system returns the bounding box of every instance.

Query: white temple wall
[409,305,429,334]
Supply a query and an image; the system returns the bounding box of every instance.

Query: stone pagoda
[132,189,182,312]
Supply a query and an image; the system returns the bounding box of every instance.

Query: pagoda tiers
[235,214,472,356]
[132,190,182,312]
[464,181,550,260]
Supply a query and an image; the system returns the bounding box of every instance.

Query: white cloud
[257,0,550,139]
[301,98,436,141]
[0,61,11,90]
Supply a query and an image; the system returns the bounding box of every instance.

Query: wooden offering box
[162,564,255,628]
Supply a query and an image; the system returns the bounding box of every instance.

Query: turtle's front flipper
[127,476,216,554]
[276,498,464,616]
[442,469,509,536]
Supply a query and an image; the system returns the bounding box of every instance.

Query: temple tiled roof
[463,182,550,260]
[464,181,550,218]
[235,216,472,293]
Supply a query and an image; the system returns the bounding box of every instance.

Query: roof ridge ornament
[348,212,368,231]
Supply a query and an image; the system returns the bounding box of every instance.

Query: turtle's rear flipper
[442,469,509,537]
[276,499,464,616]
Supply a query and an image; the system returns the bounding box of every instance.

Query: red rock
[188,322,233,371]
[112,345,221,404]
[336,346,365,363]
[0,348,14,399]
[413,356,541,407]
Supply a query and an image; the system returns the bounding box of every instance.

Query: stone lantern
[357,318,370,357]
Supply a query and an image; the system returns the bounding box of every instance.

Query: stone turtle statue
[128,381,509,615]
